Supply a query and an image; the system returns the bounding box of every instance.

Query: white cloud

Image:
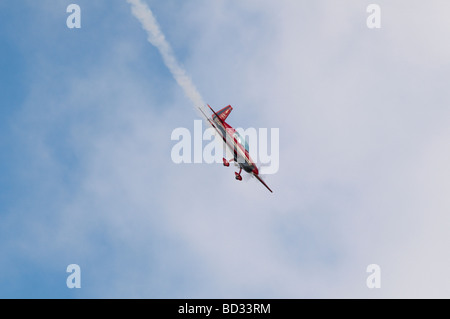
[2,0,450,298]
[169,0,450,297]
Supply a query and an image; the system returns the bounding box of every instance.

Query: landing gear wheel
[223,158,230,167]
[235,172,243,181]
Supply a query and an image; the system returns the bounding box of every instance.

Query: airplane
[198,104,273,193]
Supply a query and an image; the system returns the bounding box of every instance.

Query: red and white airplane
[198,104,273,193]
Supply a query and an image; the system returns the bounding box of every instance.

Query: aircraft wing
[254,174,273,193]
[197,105,225,139]
[197,105,211,122]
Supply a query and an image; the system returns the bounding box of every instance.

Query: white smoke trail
[126,0,205,109]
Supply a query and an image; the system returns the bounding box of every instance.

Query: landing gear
[223,158,235,167]
[235,168,242,181]
[223,158,230,167]
[223,157,242,181]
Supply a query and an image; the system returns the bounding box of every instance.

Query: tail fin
[208,104,233,123]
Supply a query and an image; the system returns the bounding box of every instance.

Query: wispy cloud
[126,0,205,109]
[2,0,450,299]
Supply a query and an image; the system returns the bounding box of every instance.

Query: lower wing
[254,173,273,193]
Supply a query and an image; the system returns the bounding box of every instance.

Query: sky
[0,0,450,298]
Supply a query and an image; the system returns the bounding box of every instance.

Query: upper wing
[197,105,225,140]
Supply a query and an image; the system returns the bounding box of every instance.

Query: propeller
[243,172,254,182]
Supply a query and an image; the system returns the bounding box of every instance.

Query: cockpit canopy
[233,131,250,152]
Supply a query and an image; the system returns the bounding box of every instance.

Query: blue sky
[1,0,450,298]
